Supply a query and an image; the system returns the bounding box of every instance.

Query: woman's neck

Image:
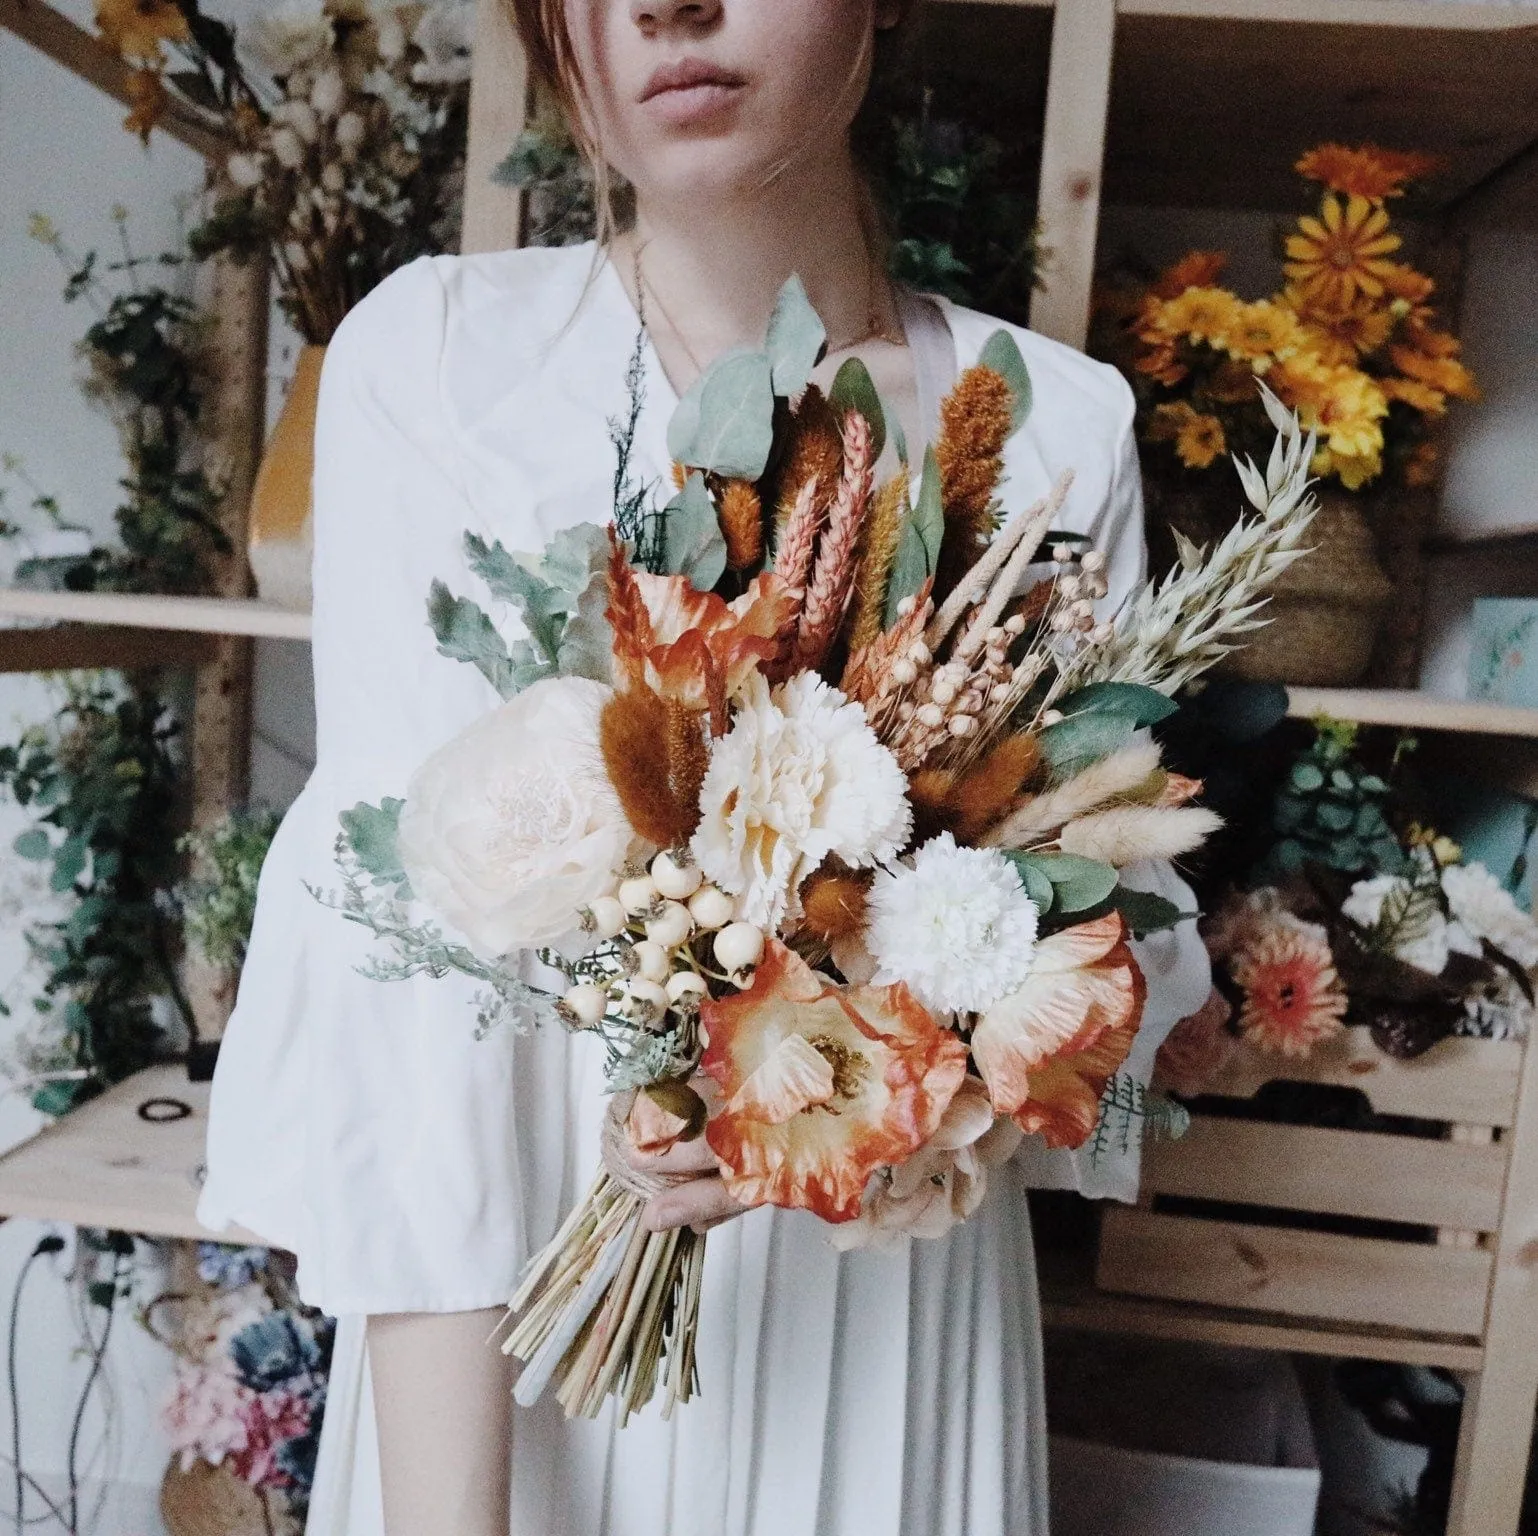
[613,147,900,391]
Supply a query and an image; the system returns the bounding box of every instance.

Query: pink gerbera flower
[1230,922,1347,1057]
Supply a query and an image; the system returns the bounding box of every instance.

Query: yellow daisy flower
[1382,376,1447,416]
[1148,286,1244,350]
[1224,300,1306,366]
[1284,193,1403,312]
[1175,412,1227,470]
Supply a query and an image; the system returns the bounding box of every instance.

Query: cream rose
[397,677,633,956]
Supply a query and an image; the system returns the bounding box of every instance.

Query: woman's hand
[609,1083,752,1235]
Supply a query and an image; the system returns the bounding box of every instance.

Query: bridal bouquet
[316,279,1320,1423]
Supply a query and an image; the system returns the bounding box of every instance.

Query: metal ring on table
[137,1096,193,1124]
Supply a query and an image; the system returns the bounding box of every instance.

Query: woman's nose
[629,0,723,35]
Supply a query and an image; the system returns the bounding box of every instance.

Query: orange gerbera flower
[95,0,188,61]
[1290,300,1396,364]
[607,539,795,731]
[1230,921,1347,1057]
[1284,194,1402,312]
[1296,143,1442,201]
[1377,262,1437,307]
[1152,250,1229,300]
[122,66,168,140]
[701,942,967,1222]
[1134,340,1189,388]
[971,913,1146,1150]
[1382,376,1447,416]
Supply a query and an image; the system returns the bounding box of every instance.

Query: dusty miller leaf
[427,581,525,698]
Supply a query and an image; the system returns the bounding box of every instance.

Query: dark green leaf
[1290,761,1325,792]
[50,838,87,891]
[666,350,776,480]
[885,446,944,625]
[1107,886,1190,938]
[1054,682,1178,729]
[978,328,1032,434]
[659,472,728,590]
[828,356,886,463]
[87,1281,117,1310]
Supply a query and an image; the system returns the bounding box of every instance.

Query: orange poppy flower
[701,942,968,1222]
[95,0,188,62]
[971,913,1146,1150]
[1284,194,1402,313]
[1152,251,1229,300]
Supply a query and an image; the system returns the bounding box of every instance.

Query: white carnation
[1443,862,1538,969]
[866,836,1039,1014]
[397,677,634,956]
[691,671,910,932]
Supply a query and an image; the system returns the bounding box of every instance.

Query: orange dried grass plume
[773,386,843,535]
[798,867,873,945]
[934,365,1014,602]
[845,469,908,657]
[908,733,1042,846]
[600,687,708,849]
[717,479,764,571]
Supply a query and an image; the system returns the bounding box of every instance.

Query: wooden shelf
[0,1065,268,1246]
[1426,524,1538,555]
[0,589,312,642]
[1041,1258,1484,1372]
[1287,687,1538,738]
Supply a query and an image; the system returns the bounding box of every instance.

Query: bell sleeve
[199,257,569,1315]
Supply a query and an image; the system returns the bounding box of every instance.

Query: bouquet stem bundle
[505,1171,704,1423]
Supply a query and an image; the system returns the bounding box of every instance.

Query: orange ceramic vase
[248,343,326,611]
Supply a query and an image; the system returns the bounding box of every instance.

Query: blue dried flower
[196,1242,269,1288]
[230,1312,321,1392]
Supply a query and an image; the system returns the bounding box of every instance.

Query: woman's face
[565,0,904,205]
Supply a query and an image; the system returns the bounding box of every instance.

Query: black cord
[9,1237,64,1536]
[65,1254,121,1536]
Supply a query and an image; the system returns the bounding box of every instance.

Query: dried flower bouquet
[314,278,1319,1423]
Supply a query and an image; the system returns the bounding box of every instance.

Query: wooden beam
[0,0,228,162]
[0,623,214,672]
[0,588,312,640]
[1029,0,1117,348]
[1447,1032,1538,1536]
[461,0,527,255]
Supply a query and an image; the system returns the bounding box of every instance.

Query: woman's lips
[639,58,746,127]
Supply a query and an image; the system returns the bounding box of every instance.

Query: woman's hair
[505,0,923,241]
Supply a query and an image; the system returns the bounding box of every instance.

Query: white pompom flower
[691,671,911,932]
[866,835,1040,1015]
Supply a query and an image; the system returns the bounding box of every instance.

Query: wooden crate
[1096,1027,1525,1337]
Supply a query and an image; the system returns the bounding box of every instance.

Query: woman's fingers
[625,1132,719,1176]
[643,1174,747,1234]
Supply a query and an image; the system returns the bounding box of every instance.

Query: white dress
[198,244,1211,1536]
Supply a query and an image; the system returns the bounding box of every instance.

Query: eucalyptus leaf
[340,798,408,887]
[1002,851,1056,912]
[666,350,776,480]
[1040,711,1137,779]
[978,329,1033,434]
[1055,682,1178,730]
[764,275,826,398]
[660,472,728,590]
[12,828,50,862]
[828,356,886,462]
[1013,852,1117,913]
[885,448,944,625]
[51,837,87,892]
[427,581,523,698]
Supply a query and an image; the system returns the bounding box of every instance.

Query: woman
[200,2,1214,1532]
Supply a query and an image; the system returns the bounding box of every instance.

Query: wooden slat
[0,1065,267,1245]
[1043,1277,1484,1371]
[1141,1116,1507,1231]
[0,623,214,672]
[1448,982,1538,1533]
[1200,1026,1523,1128]
[1287,687,1538,738]
[0,589,310,641]
[1027,0,1116,348]
[0,0,228,161]
[1098,1207,1492,1335]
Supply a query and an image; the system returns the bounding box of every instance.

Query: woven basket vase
[1225,491,1395,687]
[161,1459,296,1536]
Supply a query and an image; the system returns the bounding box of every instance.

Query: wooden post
[1447,1028,1538,1536]
[1029,0,1118,350]
[183,237,268,1067]
[461,0,528,255]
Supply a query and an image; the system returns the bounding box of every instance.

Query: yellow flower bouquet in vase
[1094,143,1482,687]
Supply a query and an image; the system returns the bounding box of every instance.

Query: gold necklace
[632,244,905,386]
